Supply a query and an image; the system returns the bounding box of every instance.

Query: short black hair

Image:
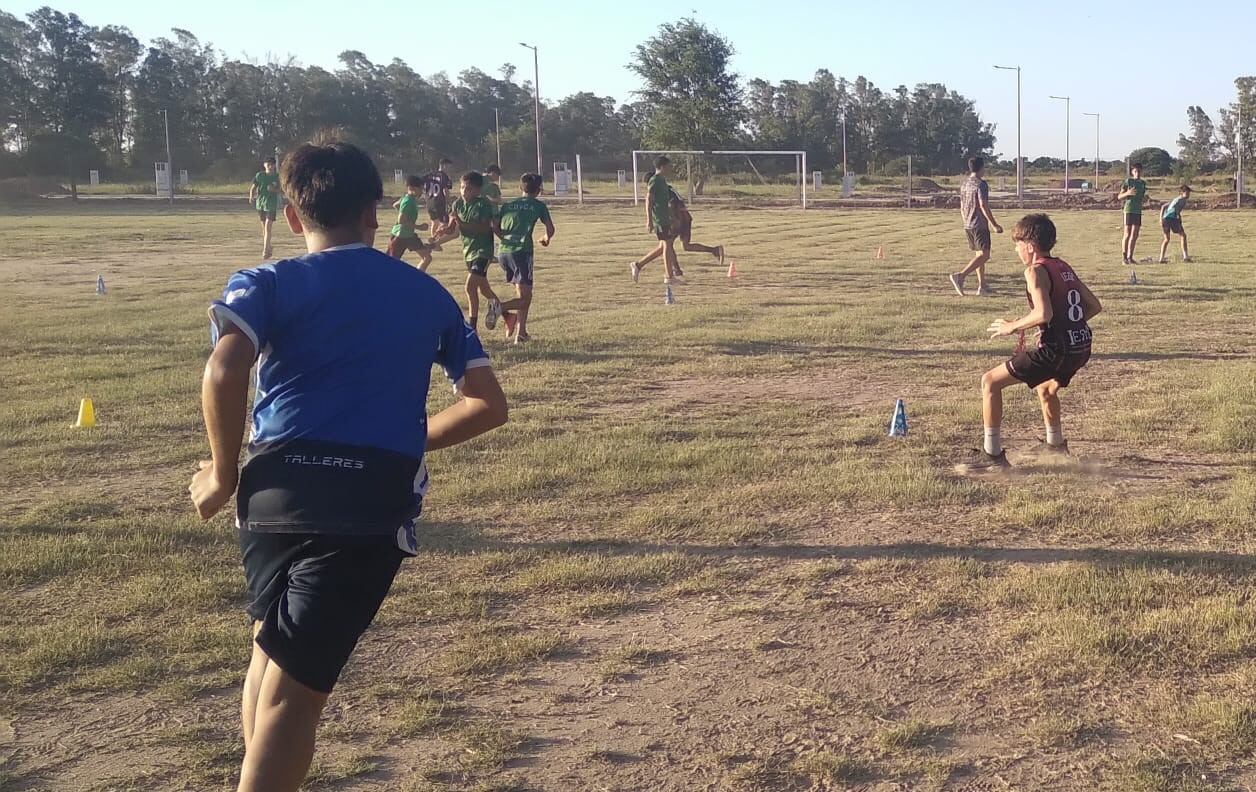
[521,172,543,195]
[1180,185,1192,193]
[968,156,984,173]
[654,155,671,169]
[263,156,276,165]
[1131,162,1144,171]
[279,141,383,231]
[1012,213,1057,254]
[405,173,424,189]
[485,163,502,175]
[461,171,484,187]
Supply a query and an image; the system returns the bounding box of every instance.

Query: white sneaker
[948,273,966,296]
[484,299,501,330]
[630,262,642,284]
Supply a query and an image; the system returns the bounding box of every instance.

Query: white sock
[1046,424,1064,447]
[983,427,1002,456]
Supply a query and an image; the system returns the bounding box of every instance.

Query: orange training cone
[74,398,96,428]
[727,260,738,279]
[875,246,885,260]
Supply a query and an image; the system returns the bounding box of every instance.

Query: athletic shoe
[673,261,685,277]
[956,448,1011,472]
[1028,440,1070,458]
[948,273,966,296]
[630,261,642,283]
[665,275,688,286]
[1157,258,1168,264]
[503,311,518,336]
[1182,256,1193,263]
[978,284,994,296]
[1122,257,1131,265]
[715,245,725,264]
[484,298,501,331]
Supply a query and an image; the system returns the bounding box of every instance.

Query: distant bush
[1127,147,1174,176]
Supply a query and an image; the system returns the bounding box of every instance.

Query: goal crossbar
[631,149,810,209]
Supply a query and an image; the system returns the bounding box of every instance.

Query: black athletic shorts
[1124,213,1142,228]
[1162,216,1184,235]
[654,224,674,241]
[240,529,405,693]
[965,226,992,253]
[258,208,277,222]
[499,250,534,286]
[466,257,491,277]
[427,196,448,222]
[1006,343,1091,389]
[387,235,431,260]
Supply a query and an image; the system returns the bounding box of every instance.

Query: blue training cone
[1128,269,1138,285]
[664,284,675,305]
[888,398,908,437]
[95,274,106,295]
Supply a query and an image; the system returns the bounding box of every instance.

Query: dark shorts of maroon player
[386,235,430,260]
[965,226,991,253]
[258,208,277,222]
[1161,216,1185,235]
[1124,212,1142,228]
[654,223,674,242]
[1006,342,1091,389]
[674,214,693,244]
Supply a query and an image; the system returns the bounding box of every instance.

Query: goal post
[631,150,810,209]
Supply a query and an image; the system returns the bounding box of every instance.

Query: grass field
[1,202,1254,791]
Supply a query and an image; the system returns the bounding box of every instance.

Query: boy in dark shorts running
[249,157,281,259]
[630,155,684,286]
[632,186,724,277]
[492,172,555,343]
[1158,185,1192,263]
[386,174,433,269]
[949,157,1003,296]
[448,171,502,331]
[1118,162,1147,264]
[424,157,454,229]
[963,213,1102,470]
[190,140,507,792]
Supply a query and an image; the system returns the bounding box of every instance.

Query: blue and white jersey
[209,242,489,552]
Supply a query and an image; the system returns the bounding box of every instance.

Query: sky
[13,0,1255,161]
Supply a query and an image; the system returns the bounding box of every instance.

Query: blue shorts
[240,530,405,693]
[499,250,534,287]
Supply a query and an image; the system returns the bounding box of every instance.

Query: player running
[963,213,1102,470]
[632,186,724,277]
[1118,162,1147,264]
[423,157,454,234]
[192,139,507,792]
[249,157,281,259]
[492,172,555,344]
[448,171,502,331]
[629,155,684,286]
[1158,185,1192,263]
[949,157,1003,296]
[385,174,433,269]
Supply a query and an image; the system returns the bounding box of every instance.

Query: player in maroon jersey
[962,214,1103,470]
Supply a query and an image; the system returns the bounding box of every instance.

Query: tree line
[1176,77,1256,179]
[1,10,1003,190]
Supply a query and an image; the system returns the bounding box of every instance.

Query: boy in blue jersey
[189,140,508,792]
[1158,185,1192,263]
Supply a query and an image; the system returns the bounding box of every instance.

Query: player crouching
[964,213,1102,471]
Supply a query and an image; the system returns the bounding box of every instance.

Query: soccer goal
[631,150,811,209]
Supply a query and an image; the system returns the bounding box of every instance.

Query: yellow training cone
[74,398,96,428]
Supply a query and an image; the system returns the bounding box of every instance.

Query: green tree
[1127,147,1173,176]
[1176,105,1216,168]
[92,24,140,165]
[628,18,742,149]
[1216,77,1256,170]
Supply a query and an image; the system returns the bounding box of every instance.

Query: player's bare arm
[540,219,555,246]
[988,266,1052,338]
[980,194,1002,233]
[426,365,508,451]
[190,323,254,519]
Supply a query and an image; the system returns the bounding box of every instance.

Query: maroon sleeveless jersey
[1027,257,1092,354]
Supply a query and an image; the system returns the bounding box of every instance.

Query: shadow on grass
[417,520,1256,573]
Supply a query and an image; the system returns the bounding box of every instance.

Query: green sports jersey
[391,193,420,238]
[647,173,671,231]
[483,179,502,203]
[253,171,280,212]
[1162,195,1187,220]
[452,196,495,263]
[498,195,553,254]
[1123,178,1147,215]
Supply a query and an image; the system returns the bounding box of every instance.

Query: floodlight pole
[1239,102,1244,209]
[1082,112,1100,189]
[520,43,542,175]
[842,114,848,178]
[494,108,502,166]
[162,108,174,205]
[1049,95,1071,194]
[994,65,1022,207]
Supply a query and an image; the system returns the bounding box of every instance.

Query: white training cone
[888,398,908,437]
[96,274,106,295]
[664,284,675,305]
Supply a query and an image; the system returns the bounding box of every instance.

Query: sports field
[1,203,1254,791]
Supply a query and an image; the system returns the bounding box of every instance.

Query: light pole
[842,114,848,178]
[494,107,502,166]
[994,65,1022,207]
[1049,95,1071,194]
[519,43,542,176]
[162,108,174,205]
[1082,112,1100,190]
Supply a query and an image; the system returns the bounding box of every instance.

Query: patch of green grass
[876,719,948,752]
[441,627,566,676]
[791,750,872,783]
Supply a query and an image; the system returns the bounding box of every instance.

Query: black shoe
[957,448,1011,473]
